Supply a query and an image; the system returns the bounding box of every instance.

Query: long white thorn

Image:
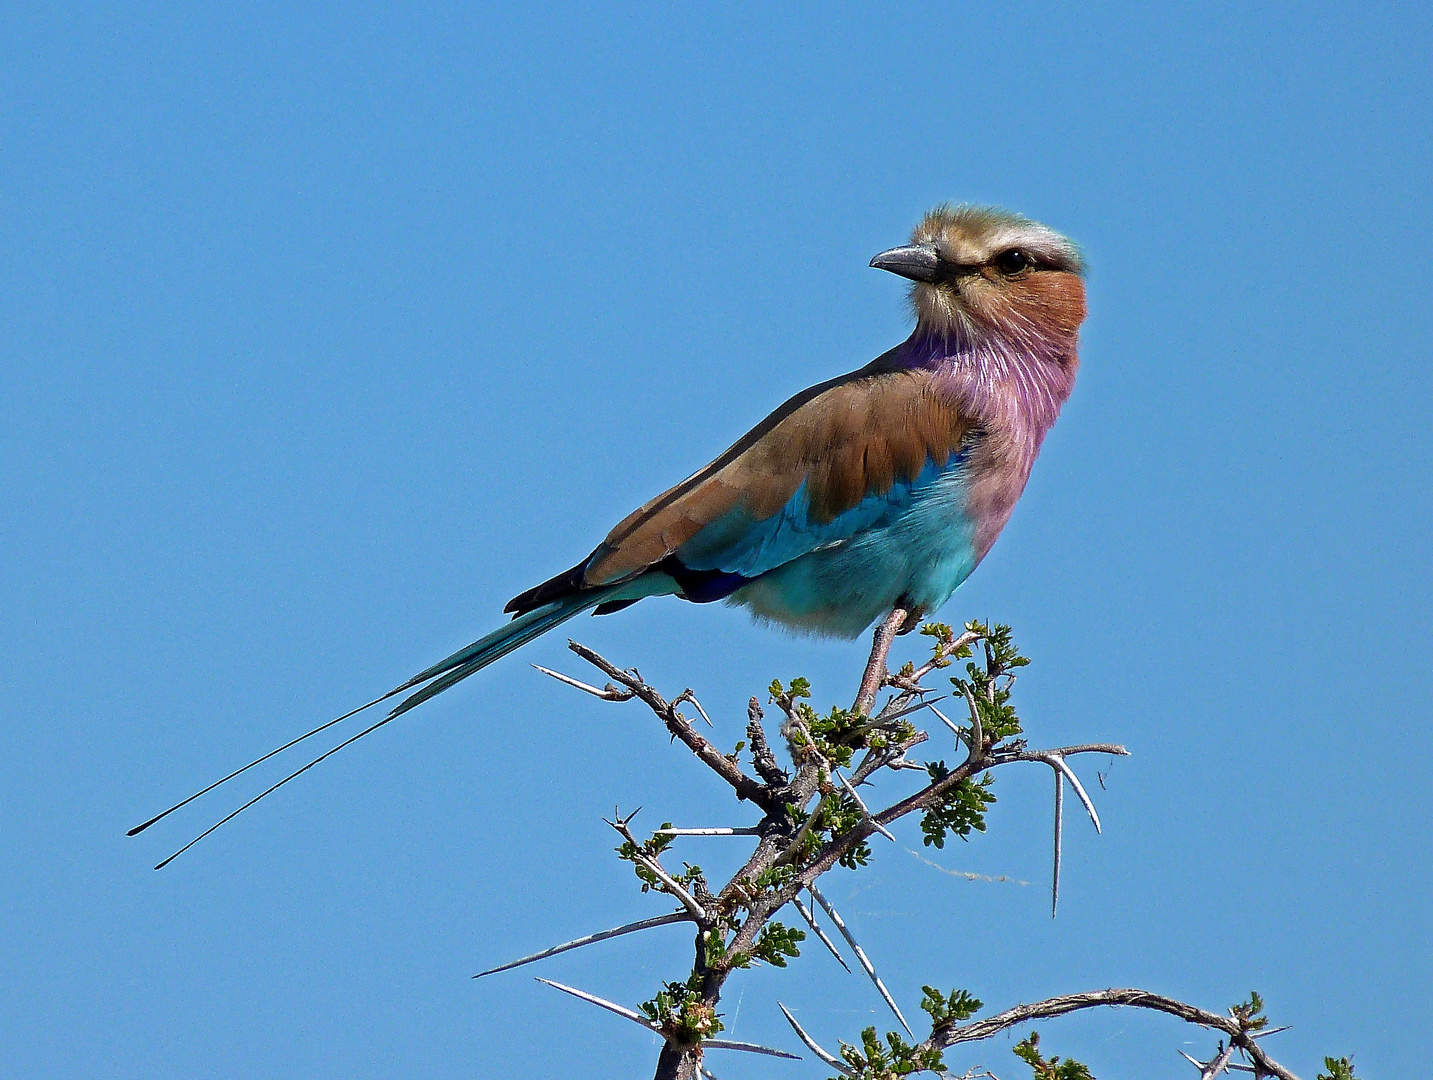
[1052,770,1063,919]
[959,684,983,760]
[808,884,913,1037]
[674,689,714,727]
[653,827,762,837]
[792,894,850,972]
[703,1039,801,1059]
[778,1003,856,1075]
[474,912,689,977]
[534,977,656,1030]
[532,664,628,700]
[1043,754,1101,833]
[834,769,896,842]
[876,695,947,724]
[930,704,962,740]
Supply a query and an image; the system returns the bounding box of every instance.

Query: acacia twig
[853,606,912,716]
[569,642,774,809]
[926,989,1301,1080]
[605,815,709,923]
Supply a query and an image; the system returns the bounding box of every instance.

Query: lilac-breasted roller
[130,205,1085,850]
[391,204,1086,715]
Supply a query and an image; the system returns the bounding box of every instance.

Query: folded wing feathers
[585,371,970,586]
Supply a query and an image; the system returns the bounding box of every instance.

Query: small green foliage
[613,824,705,895]
[772,676,882,765]
[819,792,871,868]
[918,621,976,671]
[751,921,805,967]
[789,700,861,766]
[1318,1057,1358,1080]
[1013,1031,1094,1080]
[614,823,677,892]
[640,975,723,1043]
[950,622,1028,749]
[835,1026,946,1079]
[919,986,982,1027]
[770,676,811,702]
[919,766,995,848]
[701,928,729,969]
[1230,991,1268,1032]
[921,622,953,644]
[781,792,874,869]
[752,861,797,894]
[839,837,873,869]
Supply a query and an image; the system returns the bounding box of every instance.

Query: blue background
[2,4,1428,1077]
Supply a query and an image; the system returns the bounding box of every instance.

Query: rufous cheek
[1008,272,1087,340]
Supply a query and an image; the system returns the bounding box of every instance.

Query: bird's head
[871,205,1086,350]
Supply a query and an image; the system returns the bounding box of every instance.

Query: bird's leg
[853,605,912,717]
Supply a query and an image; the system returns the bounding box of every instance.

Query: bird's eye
[995,249,1031,274]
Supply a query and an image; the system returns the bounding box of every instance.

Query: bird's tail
[128,572,678,860]
[384,572,674,718]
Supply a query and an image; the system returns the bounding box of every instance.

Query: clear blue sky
[2,5,1428,1078]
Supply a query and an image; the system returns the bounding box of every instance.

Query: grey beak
[869,242,942,283]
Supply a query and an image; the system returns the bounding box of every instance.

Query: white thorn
[1043,753,1101,833]
[792,894,850,972]
[474,911,690,977]
[532,664,625,699]
[1052,770,1063,919]
[534,977,657,1030]
[835,769,896,842]
[703,1039,801,1060]
[929,704,963,740]
[778,1003,856,1075]
[808,884,913,1037]
[689,695,713,727]
[1250,1025,1292,1039]
[653,827,762,836]
[959,684,983,760]
[878,695,947,724]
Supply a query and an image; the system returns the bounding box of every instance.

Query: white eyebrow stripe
[982,225,1077,262]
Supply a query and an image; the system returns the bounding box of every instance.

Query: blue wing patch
[674,450,970,580]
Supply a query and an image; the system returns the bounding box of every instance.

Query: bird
[131,204,1086,861]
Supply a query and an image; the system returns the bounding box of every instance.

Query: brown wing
[581,361,973,586]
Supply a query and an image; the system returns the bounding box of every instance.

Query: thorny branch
[490,620,1344,1080]
[927,988,1302,1080]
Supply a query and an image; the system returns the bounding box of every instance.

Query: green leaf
[1230,991,1268,1032]
[1013,1031,1094,1080]
[1317,1057,1358,1080]
[751,921,805,967]
[920,986,982,1026]
[920,770,995,848]
[639,975,723,1043]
